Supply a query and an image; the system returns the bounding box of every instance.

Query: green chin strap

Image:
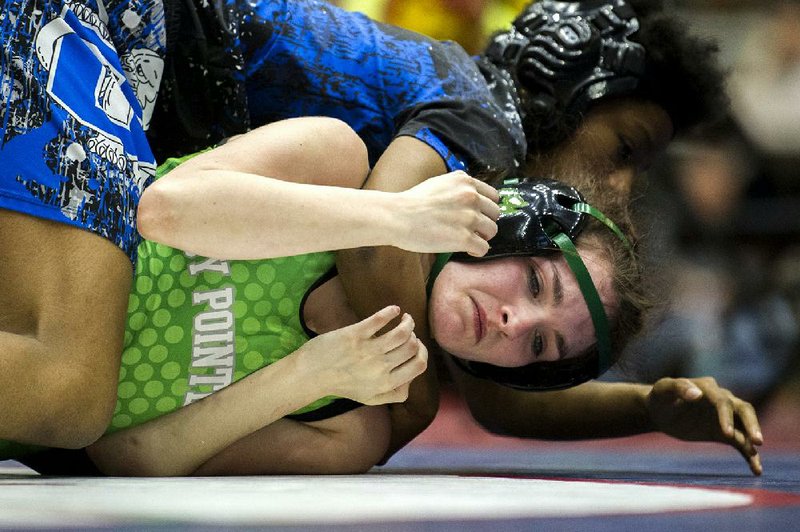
[428,200,631,377]
[427,252,453,297]
[549,202,632,373]
[551,232,612,370]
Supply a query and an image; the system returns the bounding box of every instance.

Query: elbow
[41,414,110,450]
[324,449,386,475]
[311,117,370,187]
[137,181,178,245]
[32,372,117,449]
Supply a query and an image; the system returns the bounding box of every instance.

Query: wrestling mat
[2,447,799,531]
[1,392,798,531]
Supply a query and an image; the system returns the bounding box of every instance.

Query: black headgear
[445,179,632,391]
[483,0,645,139]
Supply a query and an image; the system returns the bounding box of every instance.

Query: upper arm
[0,211,130,447]
[152,117,371,189]
[448,357,572,438]
[362,135,448,192]
[193,406,391,476]
[452,360,652,440]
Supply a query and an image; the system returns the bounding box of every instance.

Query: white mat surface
[0,468,752,528]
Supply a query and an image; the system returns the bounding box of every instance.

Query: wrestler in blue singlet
[0,0,166,261]
[149,0,525,176]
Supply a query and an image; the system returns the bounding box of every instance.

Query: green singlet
[0,153,355,460]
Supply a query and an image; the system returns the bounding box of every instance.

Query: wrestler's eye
[617,134,634,163]
[528,266,540,298]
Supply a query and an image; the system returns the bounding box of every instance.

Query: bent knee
[33,354,119,449]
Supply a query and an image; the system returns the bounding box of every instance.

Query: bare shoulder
[0,209,132,332]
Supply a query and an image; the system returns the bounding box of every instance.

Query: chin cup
[449,178,632,391]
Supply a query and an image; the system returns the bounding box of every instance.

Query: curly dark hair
[627,0,729,136]
[562,170,652,366]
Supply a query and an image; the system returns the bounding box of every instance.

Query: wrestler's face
[526,98,674,195]
[428,242,617,367]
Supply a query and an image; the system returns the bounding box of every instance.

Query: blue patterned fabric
[237,0,525,174]
[0,0,166,262]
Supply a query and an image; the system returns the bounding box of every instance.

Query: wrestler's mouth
[471,297,485,343]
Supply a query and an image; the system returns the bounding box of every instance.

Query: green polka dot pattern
[0,154,340,459]
[108,238,337,435]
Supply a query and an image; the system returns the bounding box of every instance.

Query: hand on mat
[396,171,500,257]
[301,306,428,406]
[646,377,763,475]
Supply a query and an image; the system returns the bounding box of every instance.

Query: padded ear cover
[452,179,587,262]
[482,0,645,129]
[447,179,616,392]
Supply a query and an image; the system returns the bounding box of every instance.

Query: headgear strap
[448,178,632,391]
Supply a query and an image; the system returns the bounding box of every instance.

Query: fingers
[363,340,427,406]
[456,174,499,252]
[476,188,501,220]
[382,330,428,376]
[714,395,736,439]
[730,428,763,476]
[364,383,411,405]
[365,341,428,405]
[738,401,764,446]
[471,178,500,241]
[723,396,763,475]
[473,208,499,240]
[390,338,428,383]
[356,305,402,337]
[464,180,499,256]
[353,305,400,338]
[472,177,501,204]
[675,378,704,402]
[690,377,764,475]
[651,376,765,476]
[374,312,416,352]
[465,233,491,257]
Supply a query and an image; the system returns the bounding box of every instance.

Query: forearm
[87,349,326,476]
[139,171,415,259]
[138,116,394,259]
[87,305,422,476]
[458,371,654,440]
[194,406,392,476]
[336,136,449,458]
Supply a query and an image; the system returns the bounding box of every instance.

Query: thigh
[0,0,162,447]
